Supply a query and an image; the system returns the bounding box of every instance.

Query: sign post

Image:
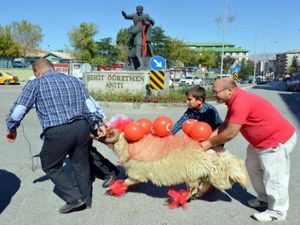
[232,64,240,81]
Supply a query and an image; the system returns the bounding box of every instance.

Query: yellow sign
[232,73,238,81]
[149,70,165,90]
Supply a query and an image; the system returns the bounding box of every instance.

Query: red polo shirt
[225,87,295,149]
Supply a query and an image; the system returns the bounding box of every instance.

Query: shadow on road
[0,169,21,214]
[252,81,286,91]
[225,183,255,205]
[279,92,300,126]
[122,172,251,204]
[251,82,300,126]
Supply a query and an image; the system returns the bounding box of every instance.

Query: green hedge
[91,85,213,103]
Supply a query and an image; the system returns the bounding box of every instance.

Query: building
[186,42,249,62]
[42,51,75,64]
[275,50,300,77]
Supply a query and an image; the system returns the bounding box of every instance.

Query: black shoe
[58,199,85,213]
[102,174,117,188]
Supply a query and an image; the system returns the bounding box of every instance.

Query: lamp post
[238,23,276,83]
[220,0,228,76]
[253,29,258,83]
[215,0,234,76]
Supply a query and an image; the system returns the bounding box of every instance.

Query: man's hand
[97,125,107,137]
[121,11,126,17]
[199,140,212,151]
[6,131,17,143]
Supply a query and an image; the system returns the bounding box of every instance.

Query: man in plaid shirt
[6,58,104,213]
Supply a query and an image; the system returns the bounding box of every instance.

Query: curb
[99,100,221,110]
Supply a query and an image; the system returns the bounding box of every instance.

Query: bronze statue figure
[122,5,155,70]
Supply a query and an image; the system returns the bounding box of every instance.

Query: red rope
[142,25,148,57]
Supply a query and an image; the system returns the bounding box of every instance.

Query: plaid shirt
[171,102,223,134]
[6,71,103,131]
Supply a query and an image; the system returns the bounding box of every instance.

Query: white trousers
[246,132,297,215]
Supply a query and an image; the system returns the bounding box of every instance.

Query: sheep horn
[104,128,120,144]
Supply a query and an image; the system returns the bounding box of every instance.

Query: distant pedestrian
[200,77,296,222]
[145,84,152,102]
[6,58,105,213]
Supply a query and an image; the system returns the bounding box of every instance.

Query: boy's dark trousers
[88,140,119,181]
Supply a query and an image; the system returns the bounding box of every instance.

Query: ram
[98,129,250,201]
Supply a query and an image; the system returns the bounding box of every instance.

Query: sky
[1,0,299,56]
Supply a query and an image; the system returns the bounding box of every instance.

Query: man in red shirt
[201,77,296,222]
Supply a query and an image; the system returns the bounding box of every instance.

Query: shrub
[90,86,214,103]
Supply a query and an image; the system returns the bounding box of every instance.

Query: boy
[171,85,222,135]
[89,96,119,188]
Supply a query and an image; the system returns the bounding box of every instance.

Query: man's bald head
[212,77,237,104]
[32,58,54,77]
[214,77,236,90]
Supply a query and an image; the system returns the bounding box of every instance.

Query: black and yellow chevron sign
[232,73,238,81]
[149,70,165,90]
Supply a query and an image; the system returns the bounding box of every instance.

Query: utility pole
[253,29,257,83]
[220,0,228,76]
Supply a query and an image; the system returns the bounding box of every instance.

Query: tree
[95,38,120,65]
[151,26,170,58]
[116,28,130,46]
[223,55,235,73]
[0,26,21,58]
[287,56,298,75]
[68,22,98,64]
[198,51,218,68]
[239,59,254,78]
[10,20,43,57]
[165,39,191,67]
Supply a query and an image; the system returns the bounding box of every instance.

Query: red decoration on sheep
[107,180,128,197]
[182,119,197,136]
[152,116,173,137]
[189,122,212,141]
[137,118,153,135]
[124,123,144,142]
[167,189,189,209]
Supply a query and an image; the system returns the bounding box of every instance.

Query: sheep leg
[186,181,201,200]
[195,180,211,198]
[124,178,140,186]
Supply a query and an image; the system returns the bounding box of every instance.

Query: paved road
[0,82,299,225]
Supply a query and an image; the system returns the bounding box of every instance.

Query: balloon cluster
[124,116,173,142]
[182,119,212,141]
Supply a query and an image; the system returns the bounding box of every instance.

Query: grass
[91,85,214,103]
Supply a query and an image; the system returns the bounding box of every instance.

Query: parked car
[0,71,20,85]
[240,78,253,84]
[286,73,300,92]
[178,76,202,86]
[12,58,26,68]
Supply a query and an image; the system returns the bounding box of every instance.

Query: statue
[122,5,155,70]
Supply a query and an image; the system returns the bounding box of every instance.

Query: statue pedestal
[83,70,150,93]
[83,69,171,95]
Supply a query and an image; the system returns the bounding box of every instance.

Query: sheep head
[91,128,121,149]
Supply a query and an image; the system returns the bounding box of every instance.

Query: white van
[12,58,26,68]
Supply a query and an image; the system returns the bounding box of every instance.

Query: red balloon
[137,118,153,135]
[153,116,173,137]
[189,122,212,141]
[124,123,144,142]
[182,119,198,136]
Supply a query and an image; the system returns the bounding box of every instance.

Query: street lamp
[237,23,276,83]
[253,23,277,83]
[215,0,235,76]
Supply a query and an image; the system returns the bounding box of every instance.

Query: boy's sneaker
[252,210,286,222]
[247,198,268,208]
